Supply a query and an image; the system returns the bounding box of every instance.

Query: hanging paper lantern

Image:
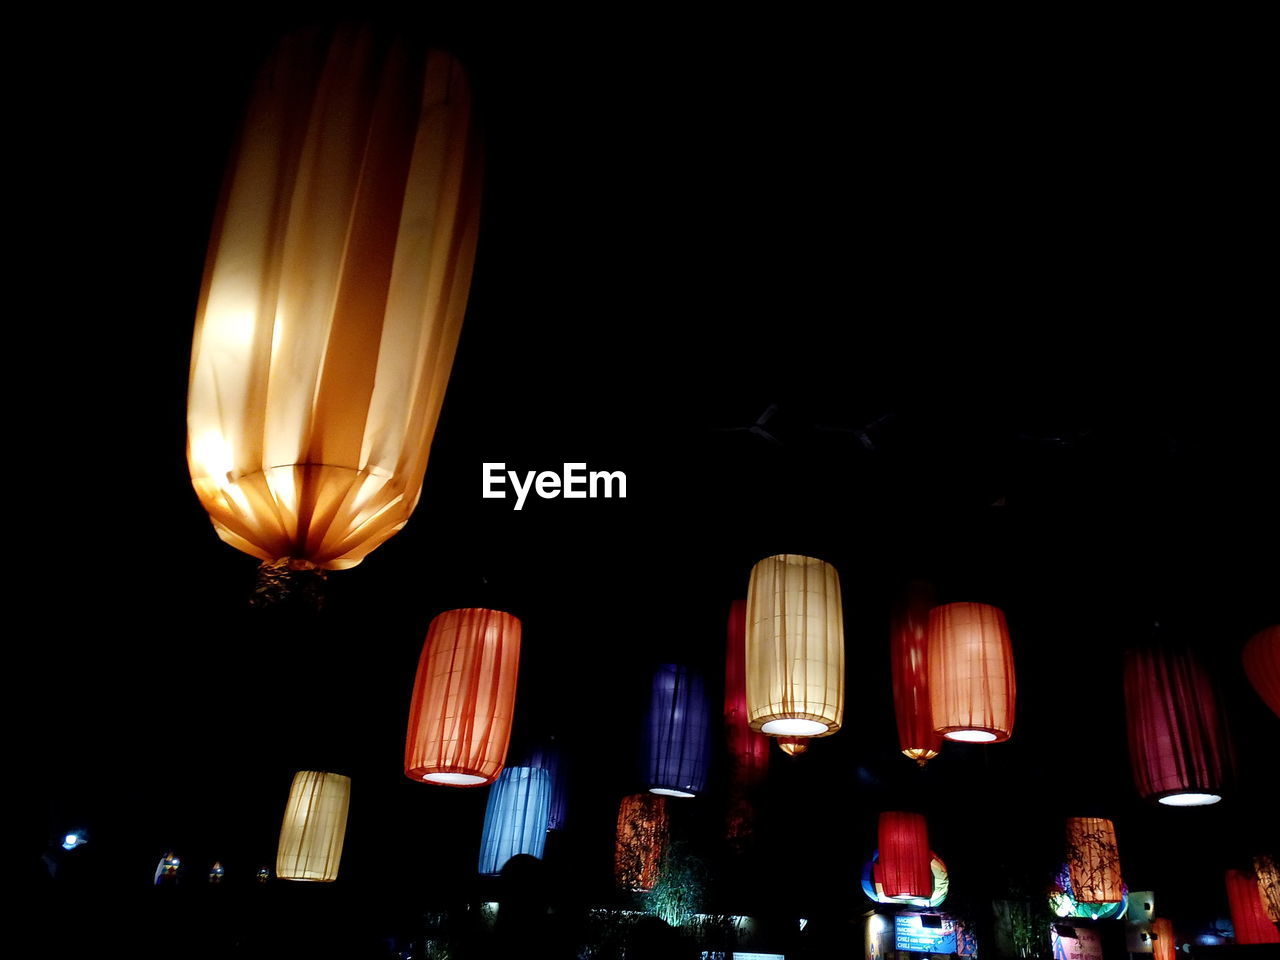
[1242,626,1280,718]
[405,608,521,787]
[1256,855,1280,924]
[1123,646,1232,805]
[1066,817,1124,904]
[1227,868,1280,944]
[877,812,932,899]
[615,793,669,892]
[276,771,350,882]
[1049,863,1128,920]
[861,850,949,907]
[724,598,770,781]
[1150,917,1177,960]
[777,737,808,756]
[891,581,943,764]
[477,767,551,875]
[647,664,711,797]
[745,554,844,737]
[154,852,182,885]
[187,30,482,576]
[927,602,1016,742]
[516,740,568,831]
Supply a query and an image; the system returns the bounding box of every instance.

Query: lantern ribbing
[276,771,350,882]
[927,602,1016,742]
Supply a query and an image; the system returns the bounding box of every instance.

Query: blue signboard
[895,913,957,953]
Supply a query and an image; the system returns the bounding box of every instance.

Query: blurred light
[62,832,85,850]
[948,729,998,742]
[799,918,809,931]
[761,718,828,736]
[1157,792,1221,806]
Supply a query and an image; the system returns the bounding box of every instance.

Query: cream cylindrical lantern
[276,770,351,882]
[745,554,844,738]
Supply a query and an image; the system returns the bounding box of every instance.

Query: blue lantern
[477,767,552,875]
[646,664,710,798]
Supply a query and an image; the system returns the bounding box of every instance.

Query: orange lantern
[615,793,669,892]
[1066,817,1123,904]
[1150,917,1176,960]
[927,602,1016,742]
[1243,626,1280,718]
[404,608,520,787]
[1256,854,1280,923]
[891,581,942,764]
[877,812,932,899]
[187,30,482,577]
[1227,868,1280,944]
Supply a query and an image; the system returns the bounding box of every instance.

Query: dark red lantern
[725,598,770,783]
[891,581,942,765]
[1226,868,1280,944]
[1123,645,1232,806]
[876,811,932,899]
[1242,625,1280,718]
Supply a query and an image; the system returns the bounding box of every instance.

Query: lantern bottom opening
[761,718,828,736]
[1156,792,1221,806]
[944,729,999,743]
[650,787,696,798]
[422,772,488,785]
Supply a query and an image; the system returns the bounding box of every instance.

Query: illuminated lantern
[724,599,770,781]
[1227,868,1280,944]
[876,812,932,899]
[405,608,521,787]
[777,737,808,756]
[891,581,942,764]
[1257,854,1280,923]
[209,862,225,884]
[1123,646,1232,805]
[1243,626,1280,718]
[517,740,568,831]
[647,664,710,797]
[477,767,551,875]
[928,602,1016,742]
[276,771,350,882]
[154,852,182,885]
[862,851,949,907]
[1066,817,1124,904]
[745,554,844,737]
[187,30,482,576]
[1150,917,1176,960]
[615,793,669,892]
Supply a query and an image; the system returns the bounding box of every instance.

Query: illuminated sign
[731,954,785,960]
[895,914,956,953]
[1051,924,1103,960]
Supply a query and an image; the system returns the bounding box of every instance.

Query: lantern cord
[252,558,328,609]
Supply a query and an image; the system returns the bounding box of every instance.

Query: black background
[19,6,1277,956]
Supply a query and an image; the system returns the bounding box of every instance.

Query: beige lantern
[745,554,844,738]
[276,770,351,882]
[187,29,482,573]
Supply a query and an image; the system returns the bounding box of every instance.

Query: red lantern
[1243,625,1280,718]
[891,581,942,764]
[876,811,932,899]
[725,598,770,782]
[1123,646,1232,805]
[928,602,1016,742]
[1227,868,1280,944]
[404,608,521,787]
[1150,917,1176,960]
[1065,817,1123,903]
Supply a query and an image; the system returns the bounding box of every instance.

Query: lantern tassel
[251,558,328,609]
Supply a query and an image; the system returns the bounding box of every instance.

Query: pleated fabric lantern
[276,771,350,882]
[1066,817,1124,904]
[1243,625,1280,718]
[927,602,1016,742]
[187,29,482,577]
[777,737,808,756]
[1150,917,1177,960]
[1256,855,1280,923]
[647,664,711,797]
[1226,868,1280,944]
[1123,645,1232,805]
[876,812,933,899]
[745,554,844,738]
[724,599,770,782]
[517,741,568,831]
[477,767,551,875]
[615,793,669,892]
[405,608,521,787]
[891,581,943,764]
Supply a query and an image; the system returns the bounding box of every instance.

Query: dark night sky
[19,7,1277,953]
